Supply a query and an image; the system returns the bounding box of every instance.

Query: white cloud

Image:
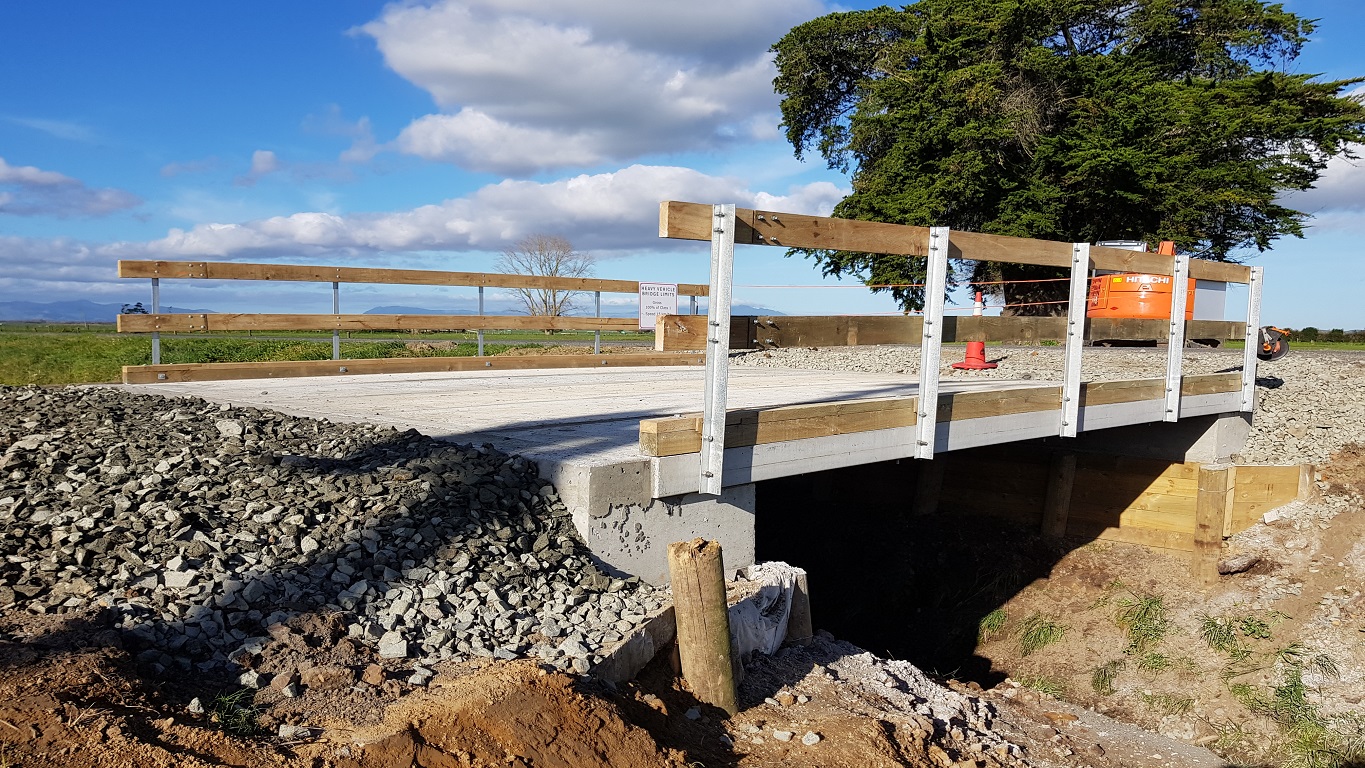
[4,116,98,143]
[250,150,279,176]
[360,0,822,174]
[117,164,847,258]
[302,106,381,164]
[0,236,120,282]
[0,157,141,217]
[1282,146,1365,212]
[1279,143,1365,232]
[235,150,282,186]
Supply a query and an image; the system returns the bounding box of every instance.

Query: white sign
[638,282,678,330]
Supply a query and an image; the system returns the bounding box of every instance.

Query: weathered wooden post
[1040,453,1077,538]
[667,538,738,716]
[1193,464,1234,586]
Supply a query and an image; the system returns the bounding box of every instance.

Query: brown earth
[961,443,1365,767]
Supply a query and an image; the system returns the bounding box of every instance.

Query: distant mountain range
[363,304,788,317]
[0,300,214,322]
[0,300,787,323]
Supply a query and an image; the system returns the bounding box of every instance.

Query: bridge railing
[656,201,1263,494]
[115,259,709,382]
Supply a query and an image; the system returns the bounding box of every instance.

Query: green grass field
[0,322,655,344]
[0,323,1360,387]
[0,332,538,386]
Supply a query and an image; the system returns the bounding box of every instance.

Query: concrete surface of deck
[120,366,1037,469]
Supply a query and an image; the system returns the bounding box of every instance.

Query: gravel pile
[0,386,665,678]
[739,632,1027,766]
[733,345,1365,465]
[733,343,1245,381]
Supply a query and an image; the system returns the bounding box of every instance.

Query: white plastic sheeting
[728,561,804,661]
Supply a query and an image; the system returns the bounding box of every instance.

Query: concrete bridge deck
[123,364,1248,583]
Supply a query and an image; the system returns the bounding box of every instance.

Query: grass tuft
[210,688,260,737]
[1135,652,1172,676]
[1200,614,1250,661]
[978,609,1008,642]
[1091,659,1125,695]
[1019,675,1066,697]
[1141,692,1195,716]
[1016,613,1067,657]
[1115,593,1168,656]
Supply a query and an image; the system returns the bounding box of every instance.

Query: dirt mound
[343,662,684,768]
[1323,441,1365,497]
[0,611,680,768]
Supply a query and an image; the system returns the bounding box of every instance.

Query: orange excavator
[1087,241,1289,361]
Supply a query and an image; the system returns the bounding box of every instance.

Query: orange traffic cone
[952,292,997,370]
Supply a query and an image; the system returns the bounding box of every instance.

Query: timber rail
[116,260,711,384]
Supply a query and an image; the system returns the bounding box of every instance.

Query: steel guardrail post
[150,277,161,366]
[914,227,949,460]
[477,286,485,356]
[1240,266,1264,412]
[1163,250,1191,422]
[699,204,736,495]
[332,281,341,361]
[1060,243,1090,437]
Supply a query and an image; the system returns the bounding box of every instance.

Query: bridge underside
[121,364,1249,584]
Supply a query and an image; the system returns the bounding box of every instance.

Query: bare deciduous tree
[494,234,596,318]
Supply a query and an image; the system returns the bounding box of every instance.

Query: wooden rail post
[1193,464,1234,586]
[667,538,739,716]
[911,458,946,516]
[1041,453,1077,538]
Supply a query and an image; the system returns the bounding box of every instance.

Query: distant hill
[362,306,476,315]
[363,304,787,318]
[0,300,214,322]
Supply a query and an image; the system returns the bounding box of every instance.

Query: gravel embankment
[734,345,1365,465]
[0,387,665,679]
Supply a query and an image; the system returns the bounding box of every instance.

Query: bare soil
[0,600,1233,768]
[963,443,1365,767]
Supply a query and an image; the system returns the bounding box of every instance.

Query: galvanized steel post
[1163,251,1191,422]
[1240,266,1264,412]
[914,227,950,460]
[150,277,161,365]
[699,204,736,495]
[1060,243,1090,437]
[477,286,485,357]
[332,281,341,361]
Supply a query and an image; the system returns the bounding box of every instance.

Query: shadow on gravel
[0,389,630,696]
[104,423,617,676]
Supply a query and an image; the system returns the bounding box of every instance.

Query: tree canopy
[771,0,1365,311]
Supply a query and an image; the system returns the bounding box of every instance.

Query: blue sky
[1,1,1362,325]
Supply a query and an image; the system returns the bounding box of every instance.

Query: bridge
[118,202,1281,586]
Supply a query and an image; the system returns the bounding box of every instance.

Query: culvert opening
[755,455,1076,686]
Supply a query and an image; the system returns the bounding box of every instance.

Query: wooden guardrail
[654,315,1246,351]
[117,313,639,333]
[639,372,1244,457]
[659,202,1253,283]
[116,259,710,383]
[118,260,710,296]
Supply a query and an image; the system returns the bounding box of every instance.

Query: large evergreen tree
[772,1,1365,312]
